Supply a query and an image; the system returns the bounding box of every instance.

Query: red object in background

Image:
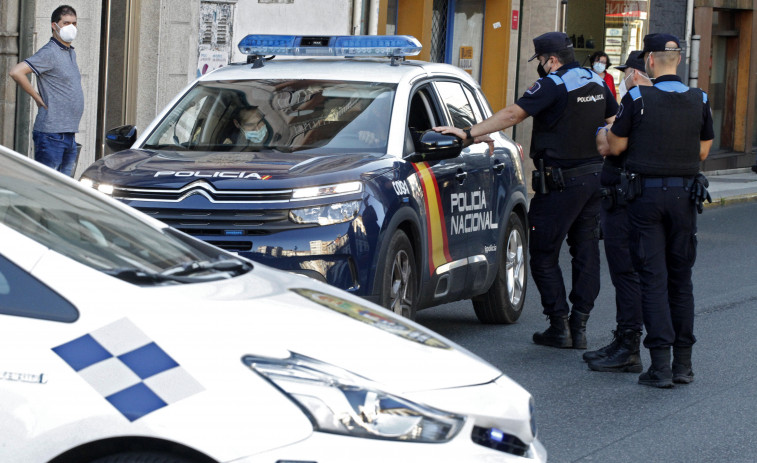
[512,10,519,30]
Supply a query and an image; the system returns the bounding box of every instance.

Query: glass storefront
[567,0,650,98]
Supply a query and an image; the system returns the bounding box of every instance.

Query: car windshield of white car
[0,154,251,284]
[142,80,395,154]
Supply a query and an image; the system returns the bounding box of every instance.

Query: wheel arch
[47,436,218,463]
[368,206,422,303]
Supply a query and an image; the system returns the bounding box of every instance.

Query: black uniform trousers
[528,171,602,317]
[600,203,643,331]
[626,178,698,349]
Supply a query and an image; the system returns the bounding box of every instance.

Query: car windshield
[0,150,247,283]
[143,79,396,154]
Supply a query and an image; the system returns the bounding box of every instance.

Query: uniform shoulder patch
[526,81,542,95]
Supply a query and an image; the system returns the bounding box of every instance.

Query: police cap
[528,32,573,62]
[615,50,645,73]
[642,33,681,57]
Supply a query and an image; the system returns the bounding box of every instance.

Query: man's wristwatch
[463,128,472,140]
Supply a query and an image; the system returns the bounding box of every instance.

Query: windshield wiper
[104,268,214,285]
[159,258,252,277]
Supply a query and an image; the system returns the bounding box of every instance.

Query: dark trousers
[528,172,601,317]
[601,203,643,331]
[627,183,698,349]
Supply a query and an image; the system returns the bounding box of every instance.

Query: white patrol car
[80,35,529,323]
[0,144,546,462]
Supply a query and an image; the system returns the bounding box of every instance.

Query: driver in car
[225,106,272,146]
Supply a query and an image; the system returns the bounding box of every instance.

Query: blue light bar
[238,34,421,57]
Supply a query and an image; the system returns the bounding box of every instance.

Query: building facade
[1,0,755,175]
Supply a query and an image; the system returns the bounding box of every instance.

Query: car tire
[90,452,197,463]
[379,230,417,320]
[472,212,527,324]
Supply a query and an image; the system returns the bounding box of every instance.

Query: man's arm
[9,62,46,109]
[606,127,628,156]
[700,139,713,161]
[434,103,529,143]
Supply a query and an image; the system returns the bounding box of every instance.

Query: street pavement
[702,166,757,206]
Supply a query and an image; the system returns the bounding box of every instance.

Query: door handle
[455,170,467,183]
[493,160,506,173]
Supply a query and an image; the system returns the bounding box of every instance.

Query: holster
[531,158,549,194]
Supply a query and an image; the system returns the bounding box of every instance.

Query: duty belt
[560,163,603,178]
[642,177,691,188]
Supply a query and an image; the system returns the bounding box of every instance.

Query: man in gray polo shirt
[9,5,84,177]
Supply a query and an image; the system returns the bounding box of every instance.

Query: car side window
[434,81,477,128]
[0,254,79,322]
[407,87,439,132]
[462,85,484,123]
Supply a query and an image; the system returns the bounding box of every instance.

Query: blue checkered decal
[52,318,203,422]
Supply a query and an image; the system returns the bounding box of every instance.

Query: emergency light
[238,34,422,58]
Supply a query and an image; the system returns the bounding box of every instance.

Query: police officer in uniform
[586,51,650,373]
[603,34,714,388]
[435,32,618,349]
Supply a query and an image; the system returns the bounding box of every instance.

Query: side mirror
[105,125,137,151]
[404,129,463,163]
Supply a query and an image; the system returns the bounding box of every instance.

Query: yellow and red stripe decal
[412,162,452,274]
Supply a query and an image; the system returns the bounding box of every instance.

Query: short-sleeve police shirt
[611,75,714,141]
[516,62,618,167]
[25,38,85,134]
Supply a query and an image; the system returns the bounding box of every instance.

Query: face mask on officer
[537,56,553,78]
[592,62,607,74]
[55,23,77,43]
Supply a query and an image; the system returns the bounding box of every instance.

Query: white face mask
[593,62,606,74]
[618,75,629,100]
[56,23,77,43]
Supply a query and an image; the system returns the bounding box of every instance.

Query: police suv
[81,35,529,322]
[0,144,546,462]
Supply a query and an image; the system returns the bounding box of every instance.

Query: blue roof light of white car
[238,34,422,57]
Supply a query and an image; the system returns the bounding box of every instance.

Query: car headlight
[80,177,115,196]
[289,201,360,225]
[243,352,465,442]
[292,181,362,199]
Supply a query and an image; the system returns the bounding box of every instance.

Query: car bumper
[234,426,546,463]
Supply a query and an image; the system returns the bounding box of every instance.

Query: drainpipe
[558,0,568,33]
[689,35,700,88]
[367,0,379,35]
[352,0,364,35]
[685,0,694,79]
[14,0,35,155]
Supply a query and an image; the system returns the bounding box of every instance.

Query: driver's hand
[474,135,495,153]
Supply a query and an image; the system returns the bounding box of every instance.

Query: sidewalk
[703,167,757,208]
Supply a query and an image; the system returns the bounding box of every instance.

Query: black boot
[638,347,673,388]
[587,329,643,373]
[583,330,621,362]
[672,346,694,384]
[533,315,572,348]
[569,311,590,350]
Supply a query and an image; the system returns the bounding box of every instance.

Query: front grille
[112,181,293,203]
[471,426,529,457]
[137,207,313,236]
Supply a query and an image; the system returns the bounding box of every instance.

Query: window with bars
[430,0,449,63]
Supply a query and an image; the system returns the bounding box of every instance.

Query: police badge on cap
[528,32,573,62]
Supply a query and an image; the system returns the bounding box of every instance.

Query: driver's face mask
[244,126,267,143]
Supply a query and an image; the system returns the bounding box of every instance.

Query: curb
[704,192,757,208]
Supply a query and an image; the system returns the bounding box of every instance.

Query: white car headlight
[80,177,115,196]
[289,201,360,225]
[243,352,465,442]
[292,181,362,199]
